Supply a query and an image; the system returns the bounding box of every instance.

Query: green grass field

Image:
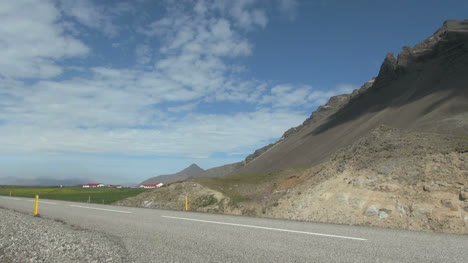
[0,185,149,204]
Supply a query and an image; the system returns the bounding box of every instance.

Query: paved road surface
[0,196,466,262]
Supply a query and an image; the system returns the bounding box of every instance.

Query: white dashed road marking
[0,197,22,201]
[70,204,132,214]
[26,199,57,205]
[162,215,367,241]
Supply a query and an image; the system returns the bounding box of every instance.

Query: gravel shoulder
[0,207,128,263]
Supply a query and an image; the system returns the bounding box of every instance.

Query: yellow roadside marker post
[9,191,12,196]
[185,196,189,211]
[33,195,39,216]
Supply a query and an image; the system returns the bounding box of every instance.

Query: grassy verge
[198,167,307,206]
[0,185,149,204]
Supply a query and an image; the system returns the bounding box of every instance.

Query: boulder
[379,184,399,192]
[440,199,458,211]
[365,205,379,217]
[379,210,389,219]
[396,203,409,216]
[459,190,468,201]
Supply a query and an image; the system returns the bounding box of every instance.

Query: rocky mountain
[119,20,468,234]
[239,20,468,175]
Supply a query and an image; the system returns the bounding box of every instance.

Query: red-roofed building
[139,183,163,188]
[82,183,105,188]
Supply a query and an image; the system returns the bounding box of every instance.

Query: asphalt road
[0,196,467,262]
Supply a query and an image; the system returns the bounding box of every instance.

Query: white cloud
[167,102,199,113]
[58,0,119,37]
[260,84,352,108]
[0,0,357,161]
[135,44,153,65]
[0,109,307,158]
[211,0,268,29]
[0,0,89,79]
[277,0,298,19]
[336,84,357,94]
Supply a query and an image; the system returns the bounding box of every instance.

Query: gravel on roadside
[0,207,128,263]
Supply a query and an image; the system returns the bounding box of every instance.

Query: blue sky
[0,0,466,185]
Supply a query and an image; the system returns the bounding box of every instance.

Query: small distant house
[115,185,123,188]
[82,183,105,188]
[139,183,163,189]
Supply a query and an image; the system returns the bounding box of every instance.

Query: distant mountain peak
[181,163,204,175]
[139,163,205,185]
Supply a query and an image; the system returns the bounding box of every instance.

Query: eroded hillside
[117,126,468,233]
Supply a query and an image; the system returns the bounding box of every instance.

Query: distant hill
[141,162,244,185]
[196,162,244,178]
[140,164,204,185]
[0,176,92,186]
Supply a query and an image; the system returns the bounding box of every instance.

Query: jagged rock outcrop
[398,20,468,67]
[373,53,398,87]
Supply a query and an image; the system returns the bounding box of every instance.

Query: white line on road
[26,200,57,205]
[1,197,22,201]
[162,216,367,241]
[70,205,132,214]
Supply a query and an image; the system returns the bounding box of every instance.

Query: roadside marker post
[185,197,189,211]
[33,195,39,216]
